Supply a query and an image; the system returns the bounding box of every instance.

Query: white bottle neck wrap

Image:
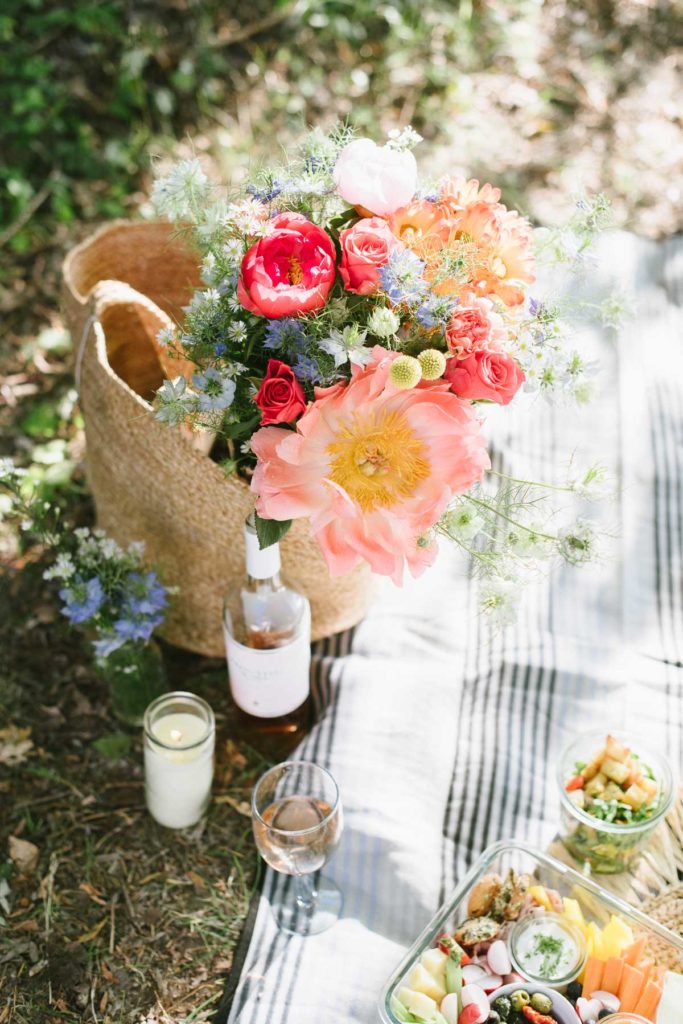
[244,523,281,580]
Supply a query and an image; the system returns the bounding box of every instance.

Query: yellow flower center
[288,256,304,285]
[326,409,430,513]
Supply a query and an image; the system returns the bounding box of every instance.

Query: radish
[458,1007,482,1024]
[504,972,524,984]
[590,992,621,1012]
[440,993,460,1024]
[460,984,489,1023]
[476,973,503,993]
[487,940,511,977]
[461,964,487,984]
[577,997,602,1022]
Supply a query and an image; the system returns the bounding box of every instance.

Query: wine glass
[251,760,344,935]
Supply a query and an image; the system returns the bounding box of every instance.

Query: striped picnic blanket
[222,232,683,1024]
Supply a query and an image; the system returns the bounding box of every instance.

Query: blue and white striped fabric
[224,233,683,1024]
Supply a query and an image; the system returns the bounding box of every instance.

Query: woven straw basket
[61,220,371,657]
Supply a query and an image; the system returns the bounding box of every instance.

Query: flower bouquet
[152,125,609,617]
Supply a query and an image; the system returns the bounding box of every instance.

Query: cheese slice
[656,970,683,1024]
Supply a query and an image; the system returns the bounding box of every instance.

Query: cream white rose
[333,138,417,216]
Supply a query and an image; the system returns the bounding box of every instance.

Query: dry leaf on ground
[9,835,39,875]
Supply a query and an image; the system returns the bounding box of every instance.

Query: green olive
[510,990,531,1011]
[530,993,553,1014]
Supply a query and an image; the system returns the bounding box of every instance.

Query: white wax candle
[144,710,214,829]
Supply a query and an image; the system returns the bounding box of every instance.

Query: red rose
[445,349,525,406]
[237,212,336,319]
[254,359,307,425]
[338,217,398,295]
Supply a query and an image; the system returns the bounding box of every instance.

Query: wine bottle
[223,514,311,754]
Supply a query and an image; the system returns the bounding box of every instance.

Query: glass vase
[96,640,168,726]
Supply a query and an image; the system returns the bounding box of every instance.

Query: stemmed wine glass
[251,760,344,935]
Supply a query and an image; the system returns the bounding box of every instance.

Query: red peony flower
[445,349,525,406]
[254,359,307,425]
[339,217,399,295]
[237,212,336,318]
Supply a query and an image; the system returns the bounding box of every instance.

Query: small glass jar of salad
[509,912,587,988]
[557,731,674,874]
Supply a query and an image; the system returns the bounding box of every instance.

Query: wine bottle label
[225,609,311,719]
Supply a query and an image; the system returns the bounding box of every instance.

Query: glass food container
[557,731,675,874]
[378,840,683,1024]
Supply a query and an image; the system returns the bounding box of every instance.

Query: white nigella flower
[74,527,91,540]
[443,505,484,543]
[128,541,145,557]
[156,326,176,349]
[572,464,610,501]
[240,439,254,455]
[226,199,267,235]
[318,326,373,368]
[227,295,243,313]
[99,537,122,559]
[480,577,521,626]
[43,552,75,581]
[155,376,191,425]
[558,518,597,564]
[151,159,209,222]
[367,306,400,339]
[227,321,248,344]
[200,252,217,284]
[386,126,423,151]
[222,238,245,264]
[192,368,236,411]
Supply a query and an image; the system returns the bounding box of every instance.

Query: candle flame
[170,728,183,743]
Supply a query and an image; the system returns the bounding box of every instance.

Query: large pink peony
[237,212,336,318]
[333,138,417,217]
[251,348,490,583]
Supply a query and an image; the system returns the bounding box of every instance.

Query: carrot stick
[624,935,647,967]
[582,956,605,998]
[619,963,646,1012]
[638,958,655,985]
[602,956,624,995]
[633,980,663,1021]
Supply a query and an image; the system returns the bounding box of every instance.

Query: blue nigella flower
[379,249,429,306]
[246,179,283,203]
[415,293,457,329]
[192,368,236,411]
[263,318,307,353]
[59,576,104,624]
[124,571,168,617]
[214,342,227,357]
[293,354,323,385]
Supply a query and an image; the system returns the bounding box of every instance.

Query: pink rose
[339,217,398,295]
[445,297,508,359]
[237,212,336,319]
[445,349,525,406]
[333,138,417,216]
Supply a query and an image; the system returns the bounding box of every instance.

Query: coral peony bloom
[237,212,336,318]
[445,348,525,405]
[333,138,417,217]
[254,358,307,425]
[387,200,452,260]
[436,175,502,216]
[445,202,536,306]
[339,217,399,295]
[250,347,490,583]
[445,296,508,358]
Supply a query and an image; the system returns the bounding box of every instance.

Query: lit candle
[143,692,215,829]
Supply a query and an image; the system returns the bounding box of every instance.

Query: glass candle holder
[557,730,674,874]
[144,691,215,829]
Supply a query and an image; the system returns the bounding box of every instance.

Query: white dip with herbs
[515,918,580,981]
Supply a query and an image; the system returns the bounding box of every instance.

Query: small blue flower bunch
[48,528,169,659]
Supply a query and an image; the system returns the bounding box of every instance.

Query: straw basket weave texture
[61,220,371,657]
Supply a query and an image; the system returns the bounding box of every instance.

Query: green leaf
[21,402,60,438]
[93,733,133,760]
[254,513,291,550]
